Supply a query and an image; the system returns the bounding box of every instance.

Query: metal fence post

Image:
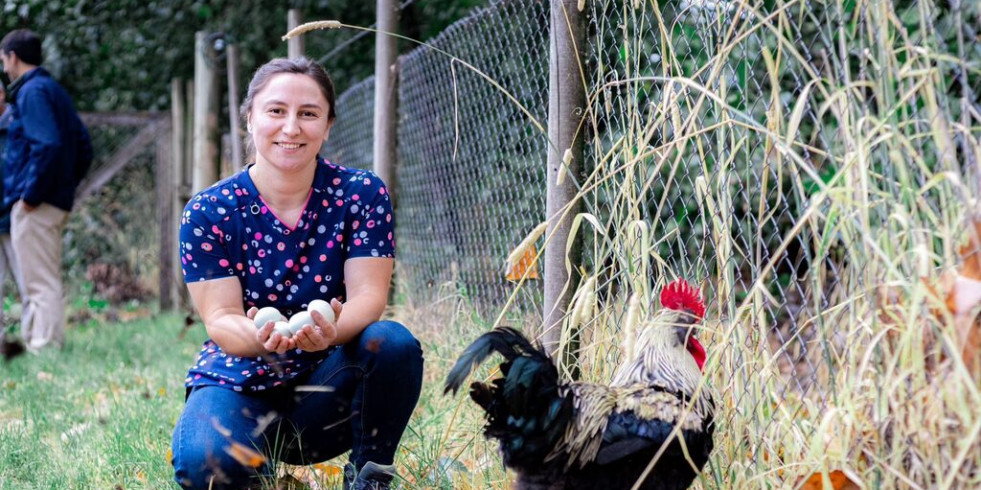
[374,0,399,196]
[543,0,585,351]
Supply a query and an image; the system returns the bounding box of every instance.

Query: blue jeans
[171,321,424,489]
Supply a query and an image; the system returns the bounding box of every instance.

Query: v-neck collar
[242,159,327,234]
[258,190,313,231]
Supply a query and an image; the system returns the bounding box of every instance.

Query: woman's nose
[281,115,300,136]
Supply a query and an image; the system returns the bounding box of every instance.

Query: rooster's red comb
[659,279,705,320]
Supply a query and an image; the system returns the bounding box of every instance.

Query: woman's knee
[172,388,271,490]
[356,321,423,372]
[173,442,265,490]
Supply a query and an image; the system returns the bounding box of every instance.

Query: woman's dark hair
[240,57,336,123]
[0,29,43,66]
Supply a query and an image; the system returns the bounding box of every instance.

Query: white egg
[254,306,285,329]
[307,299,335,323]
[288,311,314,335]
[273,321,293,338]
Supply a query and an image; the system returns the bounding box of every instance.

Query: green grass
[0,312,203,489]
[0,302,511,490]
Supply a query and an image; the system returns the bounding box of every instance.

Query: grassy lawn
[0,299,510,490]
[0,312,202,489]
[3,283,977,489]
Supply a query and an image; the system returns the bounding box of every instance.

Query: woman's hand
[293,299,342,352]
[246,306,296,354]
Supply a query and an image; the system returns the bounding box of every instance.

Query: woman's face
[248,73,332,173]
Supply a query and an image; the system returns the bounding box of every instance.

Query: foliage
[0,0,484,112]
[64,147,158,303]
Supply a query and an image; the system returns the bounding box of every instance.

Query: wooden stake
[543,0,586,352]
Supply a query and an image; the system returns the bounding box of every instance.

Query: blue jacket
[3,67,92,211]
[0,107,12,232]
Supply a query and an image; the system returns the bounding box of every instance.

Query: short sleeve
[345,180,395,259]
[179,200,235,282]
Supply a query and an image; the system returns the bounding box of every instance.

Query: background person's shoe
[1,339,25,361]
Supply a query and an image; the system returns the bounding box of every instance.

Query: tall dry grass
[293,0,980,488]
[491,0,980,488]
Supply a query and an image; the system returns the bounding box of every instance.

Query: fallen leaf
[312,462,344,476]
[958,217,981,280]
[224,441,267,468]
[798,469,861,490]
[118,307,152,322]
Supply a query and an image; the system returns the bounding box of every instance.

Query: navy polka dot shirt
[179,158,395,392]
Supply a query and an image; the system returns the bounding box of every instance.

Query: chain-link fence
[585,0,978,484]
[323,0,551,321]
[320,0,980,485]
[322,76,376,171]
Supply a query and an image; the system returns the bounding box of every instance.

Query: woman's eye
[302,111,319,118]
[267,108,283,115]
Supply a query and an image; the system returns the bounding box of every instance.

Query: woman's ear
[323,119,334,142]
[246,113,253,134]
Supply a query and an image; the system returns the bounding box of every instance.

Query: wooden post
[220,133,234,178]
[170,79,186,310]
[157,119,174,311]
[288,9,305,58]
[374,0,399,196]
[226,44,244,169]
[192,31,220,193]
[184,79,194,197]
[542,0,585,352]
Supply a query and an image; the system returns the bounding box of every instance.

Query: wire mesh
[393,0,550,319]
[323,76,376,171]
[583,0,980,483]
[313,0,979,485]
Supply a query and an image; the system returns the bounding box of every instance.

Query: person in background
[170,57,423,490]
[0,81,28,360]
[0,28,92,353]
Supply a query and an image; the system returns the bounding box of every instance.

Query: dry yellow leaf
[798,469,861,490]
[506,244,539,281]
[312,462,344,476]
[224,441,267,468]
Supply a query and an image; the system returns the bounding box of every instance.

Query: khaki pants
[12,201,68,349]
[0,233,30,342]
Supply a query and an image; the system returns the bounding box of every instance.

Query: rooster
[444,279,714,490]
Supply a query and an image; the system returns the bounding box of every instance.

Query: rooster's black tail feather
[444,327,574,468]
[443,326,543,395]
